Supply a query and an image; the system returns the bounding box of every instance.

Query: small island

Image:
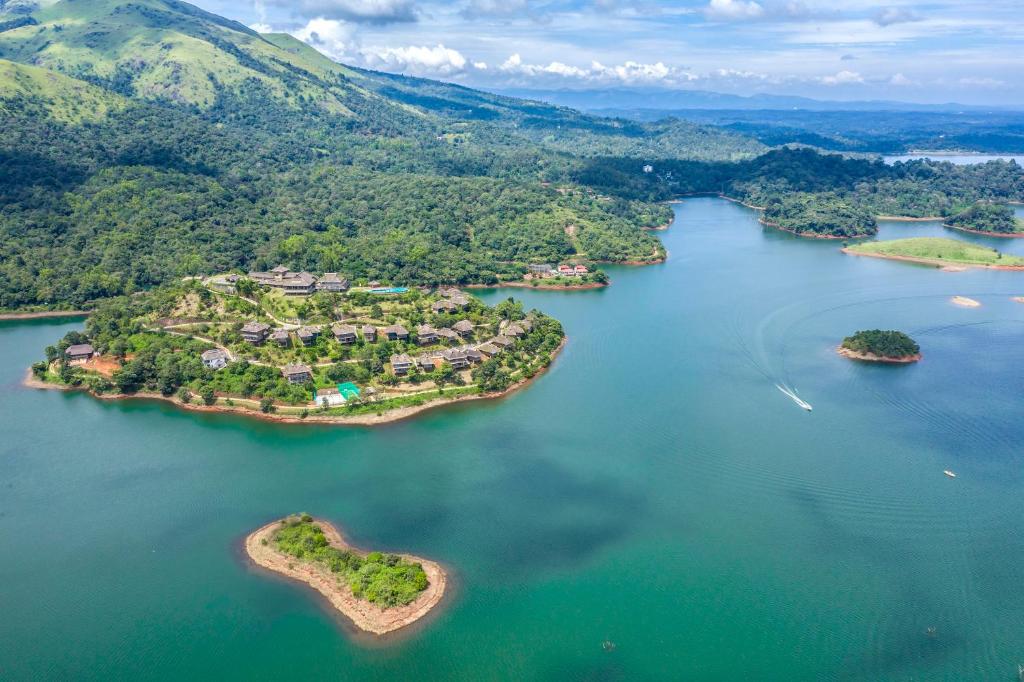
[842,237,1024,270]
[944,202,1024,237]
[246,515,446,635]
[26,269,566,425]
[838,329,921,363]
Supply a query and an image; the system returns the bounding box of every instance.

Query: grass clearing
[845,237,1024,268]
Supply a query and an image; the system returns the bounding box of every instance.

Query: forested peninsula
[28,279,565,425]
[2,0,1024,314]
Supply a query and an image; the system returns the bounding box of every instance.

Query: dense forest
[841,330,920,359]
[945,202,1023,234]
[2,0,1024,308]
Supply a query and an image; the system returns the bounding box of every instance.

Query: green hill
[0,57,124,121]
[0,0,764,160]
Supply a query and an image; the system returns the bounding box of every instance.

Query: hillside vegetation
[2,0,1023,310]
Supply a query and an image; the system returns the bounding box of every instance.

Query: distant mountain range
[493,87,1019,113]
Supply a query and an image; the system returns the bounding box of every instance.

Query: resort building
[246,266,317,295]
[431,299,457,314]
[528,264,554,276]
[270,329,291,347]
[502,323,526,338]
[417,355,438,372]
[65,343,94,364]
[574,265,589,275]
[450,294,471,308]
[241,321,271,344]
[362,325,377,342]
[436,328,460,344]
[390,353,414,376]
[476,342,501,357]
[417,324,438,345]
[297,326,320,346]
[440,348,471,370]
[209,274,239,293]
[557,264,574,276]
[282,364,313,384]
[317,273,349,293]
[490,335,515,349]
[201,349,229,369]
[332,324,358,344]
[453,320,474,337]
[462,347,484,364]
[384,324,409,341]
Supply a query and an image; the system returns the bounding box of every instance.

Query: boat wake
[776,384,813,411]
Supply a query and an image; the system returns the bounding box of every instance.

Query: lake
[884,154,1024,165]
[2,198,1023,680]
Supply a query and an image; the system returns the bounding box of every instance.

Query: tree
[259,397,276,413]
[199,385,216,406]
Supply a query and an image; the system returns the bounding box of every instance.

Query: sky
[191,0,1024,105]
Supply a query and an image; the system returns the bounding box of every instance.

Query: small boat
[944,470,957,478]
[776,384,813,411]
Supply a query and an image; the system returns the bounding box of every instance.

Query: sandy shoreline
[22,337,567,427]
[837,346,921,364]
[245,518,447,636]
[841,248,1024,271]
[465,281,608,291]
[943,223,1024,238]
[0,310,90,320]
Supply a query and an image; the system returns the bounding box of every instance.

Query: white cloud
[817,70,864,85]
[704,0,764,21]
[958,76,1005,88]
[889,72,915,86]
[361,44,471,76]
[292,18,357,60]
[499,53,684,84]
[269,0,416,24]
[873,7,921,27]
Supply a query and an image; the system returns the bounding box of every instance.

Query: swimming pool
[369,287,408,294]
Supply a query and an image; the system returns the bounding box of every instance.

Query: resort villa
[270,329,291,347]
[297,326,321,346]
[241,322,271,344]
[417,324,439,345]
[65,344,94,365]
[316,273,350,293]
[332,324,358,344]
[282,364,313,384]
[390,353,414,376]
[246,266,317,295]
[384,325,409,341]
[201,349,229,369]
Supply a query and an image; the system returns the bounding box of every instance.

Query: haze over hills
[494,87,1022,115]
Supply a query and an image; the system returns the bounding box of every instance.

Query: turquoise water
[2,199,1024,680]
[370,287,409,294]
